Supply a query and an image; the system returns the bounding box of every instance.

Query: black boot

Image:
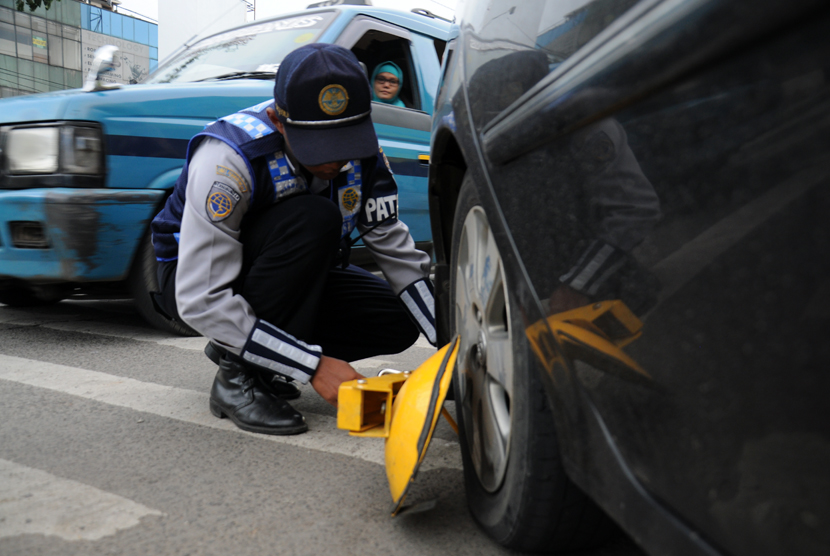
[209,357,308,435]
[205,342,301,400]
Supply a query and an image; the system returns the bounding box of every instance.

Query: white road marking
[0,458,162,541]
[0,355,461,472]
[0,307,438,353]
[0,308,207,351]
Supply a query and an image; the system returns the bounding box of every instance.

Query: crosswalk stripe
[0,355,461,472]
[0,458,162,541]
[0,306,437,353]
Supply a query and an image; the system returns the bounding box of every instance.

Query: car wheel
[128,230,198,337]
[450,177,613,552]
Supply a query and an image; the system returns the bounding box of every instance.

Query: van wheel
[128,231,198,337]
[450,176,613,552]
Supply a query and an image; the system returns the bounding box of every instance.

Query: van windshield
[146,12,336,84]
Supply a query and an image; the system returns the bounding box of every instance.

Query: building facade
[0,0,157,98]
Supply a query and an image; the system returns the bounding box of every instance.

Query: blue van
[0,6,448,334]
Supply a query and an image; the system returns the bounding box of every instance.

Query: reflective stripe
[559,239,598,283]
[569,244,614,291]
[249,328,321,372]
[401,290,436,344]
[243,352,311,384]
[414,279,435,320]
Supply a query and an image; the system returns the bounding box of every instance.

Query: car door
[477,1,830,554]
[334,16,442,255]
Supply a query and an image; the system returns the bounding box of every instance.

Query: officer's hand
[311,355,364,406]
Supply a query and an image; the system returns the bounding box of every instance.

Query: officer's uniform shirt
[173,136,433,383]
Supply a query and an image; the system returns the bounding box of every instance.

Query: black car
[428,0,830,554]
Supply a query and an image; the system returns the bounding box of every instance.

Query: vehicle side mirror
[84,45,123,93]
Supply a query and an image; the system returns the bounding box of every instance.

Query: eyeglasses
[375,76,400,86]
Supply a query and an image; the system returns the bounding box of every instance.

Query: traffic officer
[150,44,436,436]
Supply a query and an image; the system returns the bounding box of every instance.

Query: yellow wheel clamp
[336,299,646,516]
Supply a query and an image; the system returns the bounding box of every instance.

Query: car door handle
[546,300,650,382]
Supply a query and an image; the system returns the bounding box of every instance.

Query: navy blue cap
[274,44,377,167]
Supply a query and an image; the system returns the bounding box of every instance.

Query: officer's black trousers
[156,194,420,363]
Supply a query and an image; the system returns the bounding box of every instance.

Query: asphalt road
[0,298,645,556]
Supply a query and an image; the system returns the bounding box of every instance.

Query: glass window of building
[65,67,81,88]
[16,26,32,60]
[17,58,33,91]
[0,7,13,24]
[48,33,62,65]
[34,61,48,92]
[62,25,80,41]
[80,2,90,29]
[0,21,15,57]
[31,15,46,34]
[149,22,157,47]
[47,20,61,36]
[135,19,148,44]
[0,55,17,88]
[111,12,122,38]
[14,11,31,29]
[63,37,80,71]
[49,63,63,90]
[122,16,133,41]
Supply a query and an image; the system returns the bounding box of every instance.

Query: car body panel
[428,0,830,554]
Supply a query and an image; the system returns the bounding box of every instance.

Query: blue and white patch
[248,99,275,113]
[220,113,272,140]
[206,181,240,222]
[267,151,308,201]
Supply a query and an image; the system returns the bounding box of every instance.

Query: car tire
[128,230,198,337]
[450,176,614,552]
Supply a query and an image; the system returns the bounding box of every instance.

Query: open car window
[336,16,422,111]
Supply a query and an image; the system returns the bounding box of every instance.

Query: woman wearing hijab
[371,61,405,107]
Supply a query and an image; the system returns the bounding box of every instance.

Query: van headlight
[4,124,103,175]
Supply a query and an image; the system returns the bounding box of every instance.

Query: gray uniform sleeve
[175,138,257,354]
[360,218,430,294]
[360,217,436,346]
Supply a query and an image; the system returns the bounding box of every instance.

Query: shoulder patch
[206,181,241,222]
[216,165,248,193]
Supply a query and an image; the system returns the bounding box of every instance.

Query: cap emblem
[319,84,349,116]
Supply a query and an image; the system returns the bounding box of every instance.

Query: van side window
[351,30,420,110]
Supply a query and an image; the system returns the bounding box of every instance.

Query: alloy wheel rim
[455,206,513,492]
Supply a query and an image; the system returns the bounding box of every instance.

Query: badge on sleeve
[206,181,241,222]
